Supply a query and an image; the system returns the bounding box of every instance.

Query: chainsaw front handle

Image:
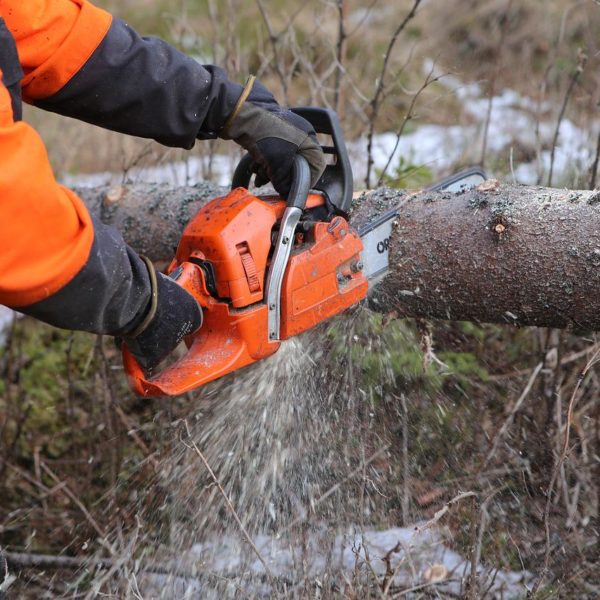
[231,107,353,217]
[286,155,311,209]
[232,154,311,210]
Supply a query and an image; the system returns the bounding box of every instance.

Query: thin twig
[482,362,544,469]
[400,394,410,525]
[413,491,477,535]
[391,578,461,597]
[381,542,405,596]
[254,0,305,103]
[0,547,15,596]
[113,404,158,469]
[466,488,503,600]
[365,0,422,187]
[480,0,513,168]
[488,342,600,381]
[547,49,587,186]
[40,462,115,555]
[182,420,275,583]
[333,0,348,115]
[529,347,600,596]
[84,518,141,600]
[588,129,600,190]
[376,66,442,187]
[279,445,389,535]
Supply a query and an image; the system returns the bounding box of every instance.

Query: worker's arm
[0,49,201,369]
[2,0,325,197]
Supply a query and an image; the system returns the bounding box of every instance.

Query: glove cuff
[126,255,158,338]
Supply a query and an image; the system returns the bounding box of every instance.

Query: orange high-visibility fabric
[1,0,112,101]
[0,73,94,306]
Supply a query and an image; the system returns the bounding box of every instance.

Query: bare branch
[548,49,587,186]
[365,0,422,187]
[530,347,600,595]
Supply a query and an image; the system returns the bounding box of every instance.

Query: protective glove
[219,78,326,198]
[122,265,203,371]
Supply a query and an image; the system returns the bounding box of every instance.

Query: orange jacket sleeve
[0,70,94,306]
[1,0,112,102]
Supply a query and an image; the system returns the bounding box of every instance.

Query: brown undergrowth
[1,309,599,597]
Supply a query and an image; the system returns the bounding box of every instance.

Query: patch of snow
[360,58,598,187]
[348,125,474,184]
[139,524,531,598]
[62,153,240,189]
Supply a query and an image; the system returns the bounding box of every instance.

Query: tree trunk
[78,181,600,331]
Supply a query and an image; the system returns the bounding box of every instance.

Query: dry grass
[2,312,600,597]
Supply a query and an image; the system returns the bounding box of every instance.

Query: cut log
[77,181,600,331]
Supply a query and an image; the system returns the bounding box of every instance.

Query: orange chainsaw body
[122,187,368,396]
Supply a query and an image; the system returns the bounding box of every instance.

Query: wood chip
[104,186,125,206]
[477,179,500,192]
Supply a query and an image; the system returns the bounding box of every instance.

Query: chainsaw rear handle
[232,153,311,210]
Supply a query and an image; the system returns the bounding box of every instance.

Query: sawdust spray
[135,306,419,596]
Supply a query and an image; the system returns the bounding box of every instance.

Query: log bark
[77,181,600,331]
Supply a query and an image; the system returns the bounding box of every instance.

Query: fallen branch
[3,550,239,584]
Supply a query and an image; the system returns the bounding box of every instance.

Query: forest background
[3,0,600,598]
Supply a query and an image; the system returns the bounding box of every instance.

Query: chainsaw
[122,108,485,396]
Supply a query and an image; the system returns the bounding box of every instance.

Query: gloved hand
[122,267,203,371]
[219,78,326,198]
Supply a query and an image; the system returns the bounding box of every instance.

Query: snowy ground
[139,524,532,598]
[360,59,595,187]
[0,306,15,344]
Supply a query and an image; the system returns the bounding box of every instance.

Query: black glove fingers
[220,80,326,197]
[255,137,299,197]
[124,272,202,371]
